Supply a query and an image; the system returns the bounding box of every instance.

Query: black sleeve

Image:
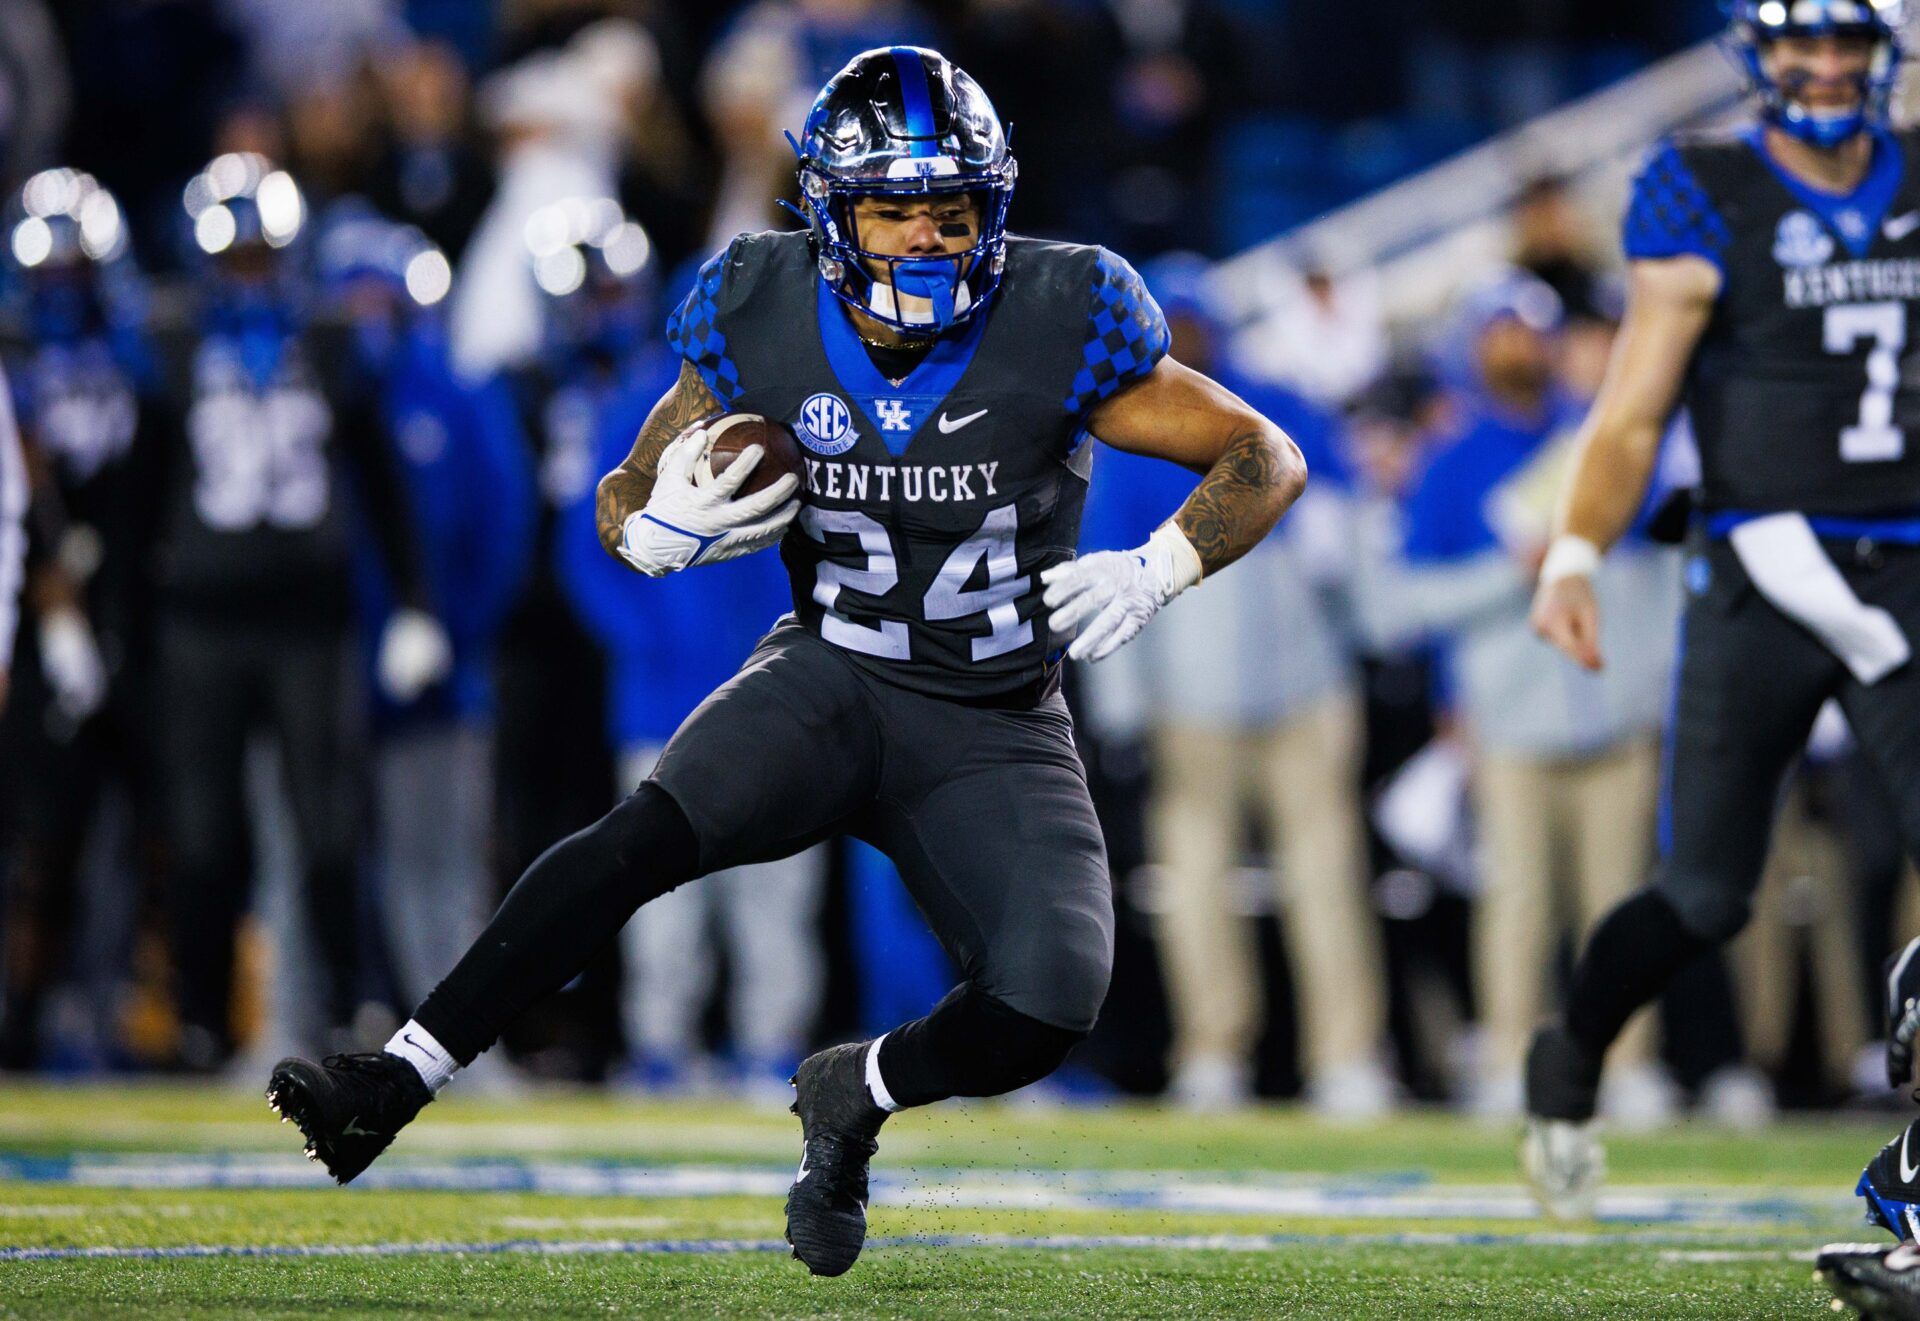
[339,393,432,614]
[312,323,432,614]
[122,324,192,594]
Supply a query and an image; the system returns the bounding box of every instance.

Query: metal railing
[1208,40,1750,332]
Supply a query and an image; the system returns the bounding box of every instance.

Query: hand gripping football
[694,413,806,496]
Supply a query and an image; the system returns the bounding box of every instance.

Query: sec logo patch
[797,392,856,455]
[1772,211,1833,269]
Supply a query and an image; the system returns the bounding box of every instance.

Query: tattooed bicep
[628,362,724,475]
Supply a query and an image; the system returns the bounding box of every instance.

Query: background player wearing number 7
[1524,1,1920,1218]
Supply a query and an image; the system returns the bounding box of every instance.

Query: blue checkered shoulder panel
[666,244,745,406]
[1622,142,1731,267]
[1063,247,1171,417]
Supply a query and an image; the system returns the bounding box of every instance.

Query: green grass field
[0,1082,1902,1317]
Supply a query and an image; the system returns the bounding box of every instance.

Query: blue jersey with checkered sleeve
[663,229,1169,700]
[1644,127,1920,516]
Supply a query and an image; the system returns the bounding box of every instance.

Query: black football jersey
[667,230,1169,700]
[2,334,151,646]
[151,318,425,625]
[1626,126,1920,516]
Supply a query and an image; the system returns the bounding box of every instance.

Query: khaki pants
[1474,737,1661,1078]
[1150,694,1385,1079]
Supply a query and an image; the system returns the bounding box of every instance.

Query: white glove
[1040,523,1203,663]
[618,427,801,577]
[378,607,453,703]
[38,607,106,720]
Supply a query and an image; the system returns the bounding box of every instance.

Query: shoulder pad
[666,230,811,407]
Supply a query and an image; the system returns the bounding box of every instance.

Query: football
[694,413,806,496]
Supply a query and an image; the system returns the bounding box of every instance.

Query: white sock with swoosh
[385,1020,458,1094]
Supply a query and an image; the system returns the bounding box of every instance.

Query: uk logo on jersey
[876,399,913,432]
[1774,211,1835,268]
[797,391,856,455]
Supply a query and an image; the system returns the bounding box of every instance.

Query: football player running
[1526,0,1920,1221]
[266,47,1304,1277]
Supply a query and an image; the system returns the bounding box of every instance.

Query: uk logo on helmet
[798,392,856,454]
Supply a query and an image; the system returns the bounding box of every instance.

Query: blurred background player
[0,170,156,1070]
[152,153,447,1070]
[1526,0,1920,1214]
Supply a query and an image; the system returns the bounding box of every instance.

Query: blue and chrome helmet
[794,46,1016,338]
[317,208,453,367]
[5,168,140,345]
[1727,0,1907,148]
[182,152,307,264]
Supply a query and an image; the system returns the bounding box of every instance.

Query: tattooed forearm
[595,362,722,556]
[1172,426,1306,577]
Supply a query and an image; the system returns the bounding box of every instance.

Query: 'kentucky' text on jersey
[1627,124,1920,515]
[667,228,1169,699]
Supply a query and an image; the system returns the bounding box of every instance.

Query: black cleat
[266,1052,433,1184]
[1860,1119,1920,1240]
[784,1041,888,1277]
[1820,1240,1920,1319]
[1525,1023,1602,1123]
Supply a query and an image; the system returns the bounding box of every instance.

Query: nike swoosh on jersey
[937,408,989,434]
[1886,211,1920,241]
[1901,1126,1919,1183]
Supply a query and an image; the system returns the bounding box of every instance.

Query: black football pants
[416,617,1112,1102]
[157,616,366,1048]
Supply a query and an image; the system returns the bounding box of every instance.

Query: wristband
[1146,522,1205,597]
[1539,534,1602,585]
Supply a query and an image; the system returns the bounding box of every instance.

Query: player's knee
[584,781,701,892]
[1652,877,1751,944]
[979,903,1113,1034]
[1054,942,1113,1033]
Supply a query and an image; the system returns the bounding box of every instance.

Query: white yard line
[0,1155,1857,1227]
[0,1229,1833,1264]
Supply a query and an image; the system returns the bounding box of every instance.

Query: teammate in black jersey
[1524,0,1920,1221]
[156,154,446,1068]
[268,47,1305,1276]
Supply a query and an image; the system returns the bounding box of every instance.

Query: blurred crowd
[0,0,1902,1126]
